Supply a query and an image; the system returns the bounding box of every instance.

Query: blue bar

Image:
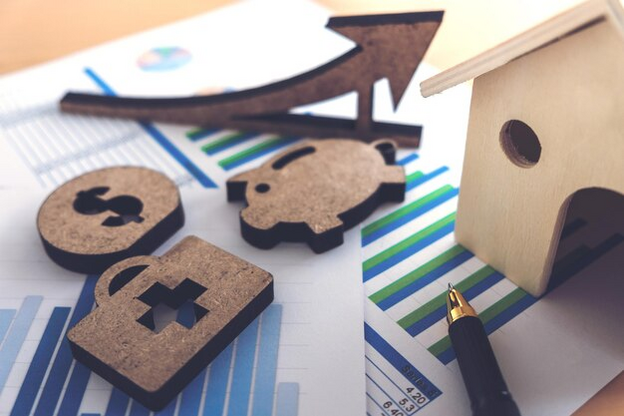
[407,166,449,192]
[223,137,301,171]
[405,271,505,337]
[378,250,474,311]
[202,343,234,416]
[177,301,207,416]
[396,153,418,166]
[227,317,260,416]
[34,275,97,416]
[437,348,456,365]
[10,307,70,416]
[104,389,129,416]
[83,68,218,189]
[154,396,178,416]
[57,361,92,416]
[362,188,459,246]
[0,310,16,346]
[251,304,283,416]
[129,401,150,416]
[483,293,537,335]
[276,383,299,416]
[188,127,222,142]
[364,323,441,400]
[363,222,455,282]
[0,296,43,390]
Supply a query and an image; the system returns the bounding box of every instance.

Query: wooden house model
[421,0,624,296]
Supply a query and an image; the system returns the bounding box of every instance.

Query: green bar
[406,171,424,184]
[397,265,496,329]
[362,185,455,237]
[202,131,248,153]
[428,334,452,358]
[186,127,204,139]
[427,287,528,358]
[219,137,283,168]
[369,245,466,304]
[363,212,456,272]
[479,287,527,323]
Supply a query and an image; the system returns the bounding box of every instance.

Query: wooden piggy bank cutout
[67,236,274,411]
[37,166,184,274]
[227,139,405,253]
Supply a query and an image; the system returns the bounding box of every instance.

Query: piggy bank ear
[226,169,258,201]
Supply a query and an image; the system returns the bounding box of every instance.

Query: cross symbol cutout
[136,278,209,333]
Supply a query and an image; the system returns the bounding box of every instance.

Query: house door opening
[547,187,624,291]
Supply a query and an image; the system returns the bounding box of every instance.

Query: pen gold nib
[446,283,477,325]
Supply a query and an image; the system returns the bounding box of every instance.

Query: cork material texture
[227,138,406,253]
[37,166,184,274]
[59,12,444,147]
[67,236,274,411]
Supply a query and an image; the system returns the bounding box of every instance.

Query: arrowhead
[327,11,443,109]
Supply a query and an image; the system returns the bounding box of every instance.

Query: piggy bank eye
[255,183,270,193]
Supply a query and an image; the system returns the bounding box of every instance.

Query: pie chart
[137,47,192,71]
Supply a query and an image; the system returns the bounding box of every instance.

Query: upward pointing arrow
[61,11,443,147]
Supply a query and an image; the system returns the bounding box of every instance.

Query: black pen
[446,283,521,416]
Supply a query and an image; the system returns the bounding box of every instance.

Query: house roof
[420,0,624,97]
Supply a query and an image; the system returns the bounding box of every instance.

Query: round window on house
[500,120,541,168]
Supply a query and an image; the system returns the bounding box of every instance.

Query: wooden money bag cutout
[67,236,274,411]
[227,138,406,253]
[37,166,184,274]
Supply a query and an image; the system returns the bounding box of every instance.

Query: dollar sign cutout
[73,186,145,227]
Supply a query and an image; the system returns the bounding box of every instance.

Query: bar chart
[0,274,298,416]
[0,72,216,190]
[185,127,302,172]
[361,153,624,365]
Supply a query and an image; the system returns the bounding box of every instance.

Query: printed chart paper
[1,0,623,415]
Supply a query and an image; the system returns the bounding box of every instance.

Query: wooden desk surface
[2,0,623,414]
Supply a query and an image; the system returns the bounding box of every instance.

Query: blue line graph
[83,68,218,189]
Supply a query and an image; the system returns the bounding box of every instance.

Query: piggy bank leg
[382,166,407,202]
[239,206,282,249]
[306,216,344,254]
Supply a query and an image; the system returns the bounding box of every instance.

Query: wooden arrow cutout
[60,12,443,147]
